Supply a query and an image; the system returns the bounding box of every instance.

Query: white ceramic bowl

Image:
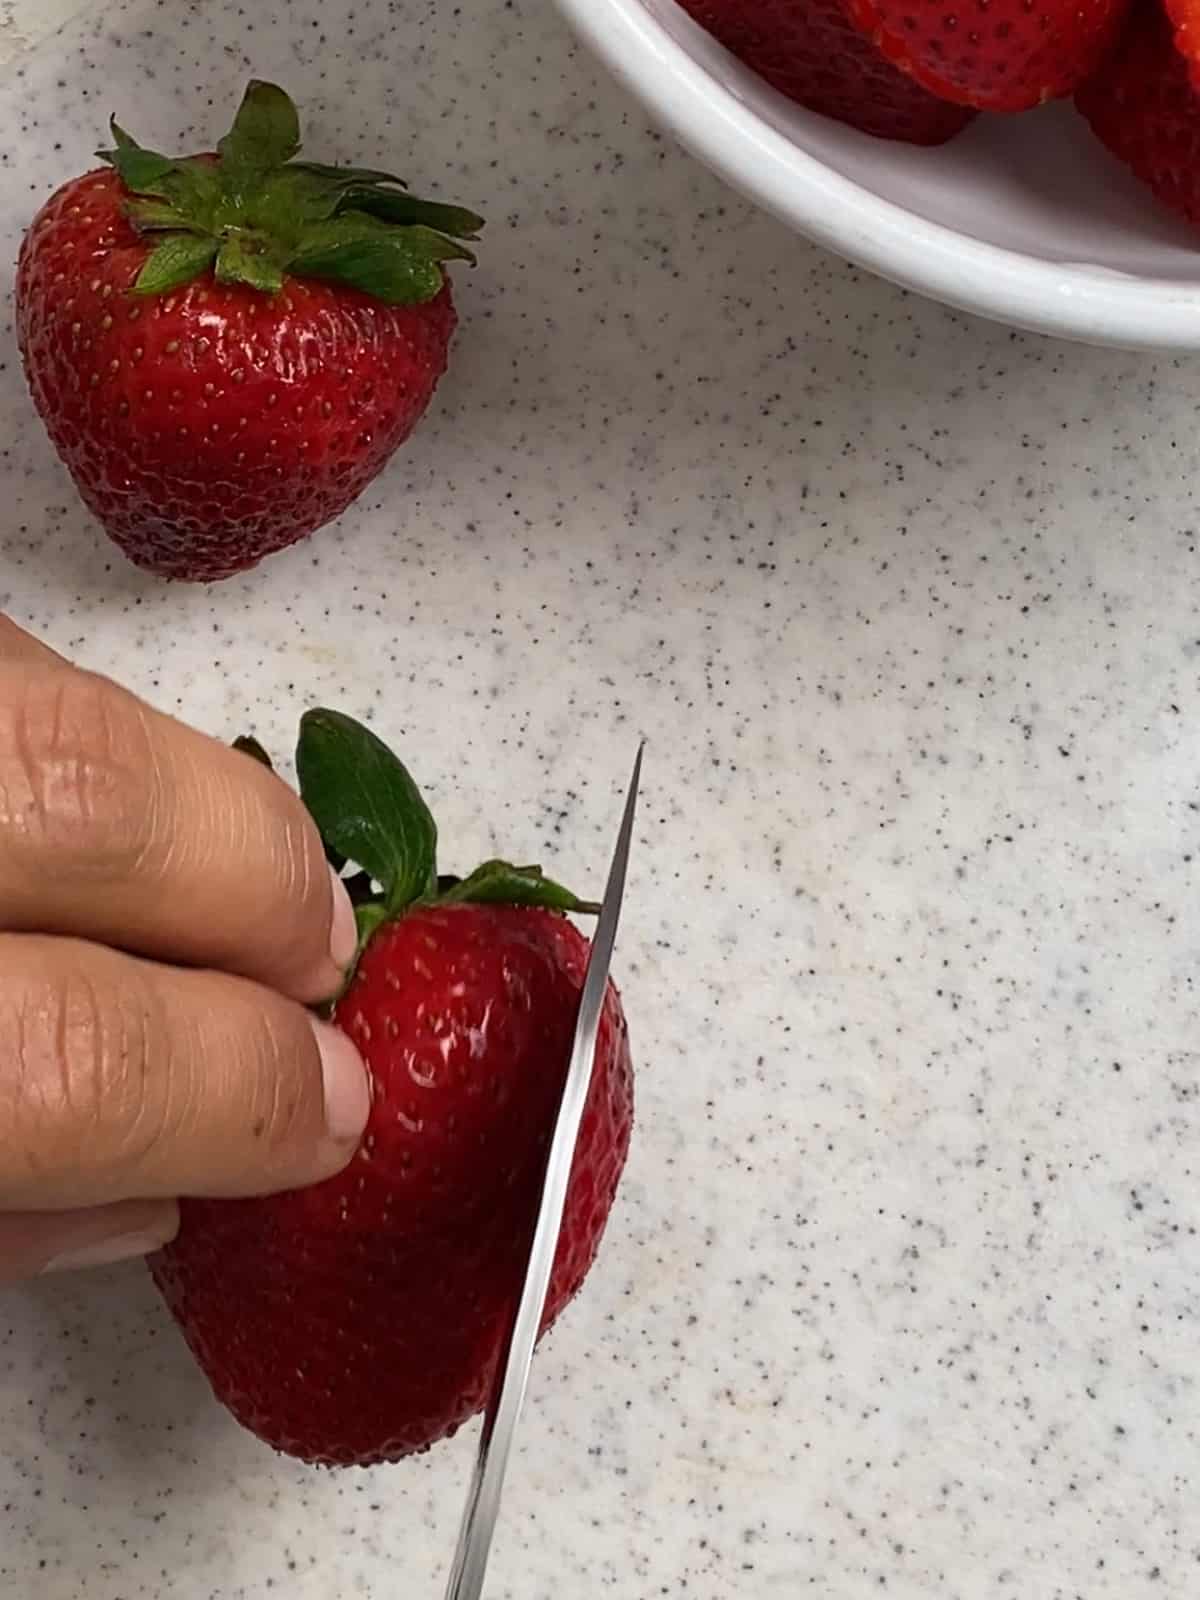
[556,0,1200,348]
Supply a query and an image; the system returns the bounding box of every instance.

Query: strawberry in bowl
[673,0,1129,141]
[555,0,1200,346]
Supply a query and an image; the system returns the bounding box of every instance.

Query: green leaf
[215,231,286,294]
[218,80,301,175]
[233,734,274,769]
[289,217,443,303]
[228,166,373,256]
[296,709,437,913]
[161,158,224,228]
[126,198,205,234]
[118,155,222,236]
[256,166,361,232]
[438,860,600,915]
[98,119,179,195]
[133,233,219,296]
[343,186,483,240]
[292,160,408,188]
[289,213,474,301]
[93,87,480,308]
[392,223,476,266]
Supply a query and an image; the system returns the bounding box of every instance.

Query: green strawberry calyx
[97,79,482,304]
[237,710,598,968]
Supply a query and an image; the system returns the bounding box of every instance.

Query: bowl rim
[555,0,1200,350]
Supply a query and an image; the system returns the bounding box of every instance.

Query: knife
[443,743,643,1600]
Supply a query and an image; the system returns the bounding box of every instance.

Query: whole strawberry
[1078,4,1200,230]
[16,82,480,581]
[150,712,634,1467]
[678,0,976,143]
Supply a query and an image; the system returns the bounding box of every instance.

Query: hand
[0,618,368,1282]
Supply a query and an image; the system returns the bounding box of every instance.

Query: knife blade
[444,743,643,1600]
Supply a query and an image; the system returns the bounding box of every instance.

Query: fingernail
[311,1016,371,1146]
[42,1208,179,1276]
[328,864,358,972]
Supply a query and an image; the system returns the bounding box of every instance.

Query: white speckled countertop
[2,2,1200,1596]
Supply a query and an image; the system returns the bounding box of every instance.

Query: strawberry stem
[97,80,482,303]
[238,713,601,992]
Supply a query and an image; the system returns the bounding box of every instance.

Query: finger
[0,934,369,1210]
[0,615,66,667]
[0,1198,178,1283]
[0,660,356,1003]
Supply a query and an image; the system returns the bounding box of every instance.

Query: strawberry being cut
[1077,3,1200,230]
[150,712,634,1468]
[16,82,480,581]
[677,0,977,143]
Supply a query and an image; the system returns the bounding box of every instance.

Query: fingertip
[327,865,358,974]
[21,1199,180,1279]
[286,862,359,1005]
[310,1016,371,1160]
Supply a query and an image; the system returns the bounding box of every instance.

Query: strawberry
[15,82,480,582]
[840,0,1129,111]
[677,0,977,143]
[680,0,1126,126]
[1164,0,1200,94]
[1077,3,1200,231]
[150,712,634,1468]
